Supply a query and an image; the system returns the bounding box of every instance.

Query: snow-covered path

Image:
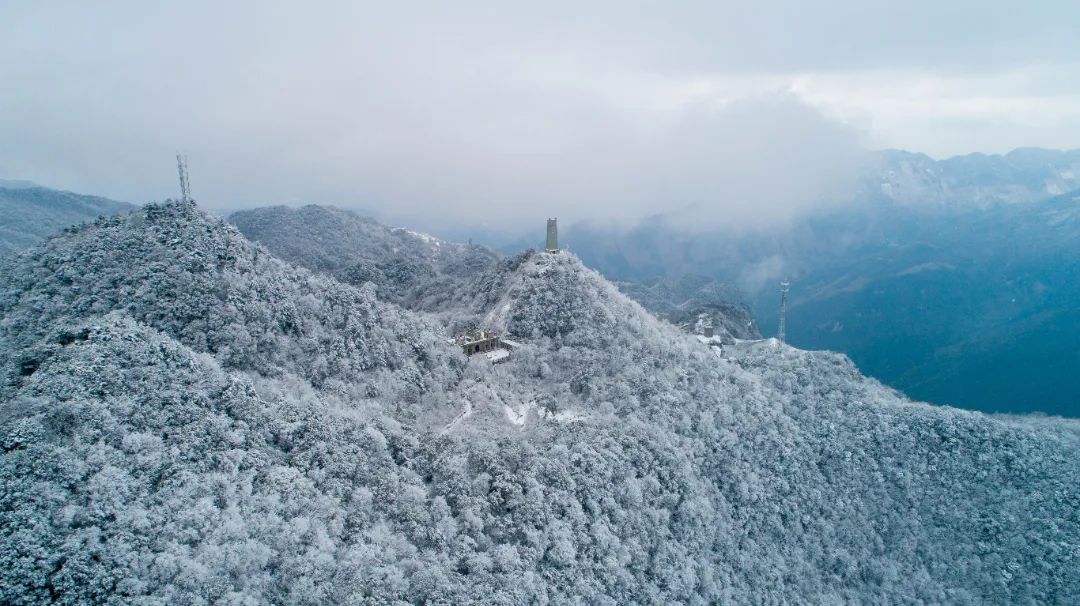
[439,399,473,436]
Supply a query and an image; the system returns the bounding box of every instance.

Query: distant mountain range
[562,148,1080,417]
[0,181,135,255]
[871,147,1080,209]
[2,200,1076,602]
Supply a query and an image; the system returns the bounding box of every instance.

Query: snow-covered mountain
[230,205,500,311]
[1,201,1077,603]
[230,205,511,335]
[0,182,136,255]
[230,204,762,344]
[615,275,761,342]
[872,147,1080,209]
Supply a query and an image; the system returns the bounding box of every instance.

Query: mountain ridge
[2,200,1077,603]
[229,204,761,343]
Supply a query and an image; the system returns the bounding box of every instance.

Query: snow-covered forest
[230,205,501,318]
[1,201,1077,604]
[614,274,760,342]
[0,182,135,255]
[230,205,760,345]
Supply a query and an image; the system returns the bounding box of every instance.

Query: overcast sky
[2,1,1079,230]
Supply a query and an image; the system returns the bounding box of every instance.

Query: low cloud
[334,88,867,232]
[630,94,865,230]
[1,1,1076,234]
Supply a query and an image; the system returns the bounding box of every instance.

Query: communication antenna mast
[778,279,790,346]
[176,153,191,202]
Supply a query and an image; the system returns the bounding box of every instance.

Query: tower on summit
[176,153,191,203]
[778,279,790,345]
[546,218,558,252]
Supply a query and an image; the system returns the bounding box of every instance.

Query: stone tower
[546,218,558,252]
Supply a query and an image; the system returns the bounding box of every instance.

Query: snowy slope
[0,183,136,255]
[230,204,500,320]
[616,274,760,342]
[873,147,1080,209]
[0,202,1077,604]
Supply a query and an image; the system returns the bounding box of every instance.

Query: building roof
[456,330,499,346]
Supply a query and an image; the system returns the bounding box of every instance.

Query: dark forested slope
[566,185,1080,417]
[768,189,1080,417]
[0,202,1077,604]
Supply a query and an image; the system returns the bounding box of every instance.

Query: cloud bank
[1,1,1078,231]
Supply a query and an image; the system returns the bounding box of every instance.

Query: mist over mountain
[0,182,135,255]
[563,148,1080,418]
[614,275,761,343]
[1,201,1077,603]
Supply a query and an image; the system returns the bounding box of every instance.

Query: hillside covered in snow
[872,147,1080,209]
[230,204,761,346]
[230,205,500,318]
[1,201,1077,604]
[615,274,760,342]
[0,182,135,255]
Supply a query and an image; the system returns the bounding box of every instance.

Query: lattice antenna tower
[778,279,790,345]
[176,153,191,202]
